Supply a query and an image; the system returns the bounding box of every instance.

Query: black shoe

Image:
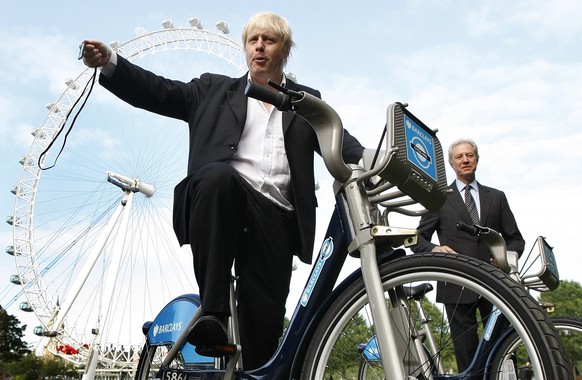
[187,315,229,356]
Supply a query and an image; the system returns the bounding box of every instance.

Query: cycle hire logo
[152,321,183,337]
[301,237,334,307]
[148,299,198,343]
[404,115,437,181]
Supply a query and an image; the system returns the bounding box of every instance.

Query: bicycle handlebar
[456,221,511,274]
[245,81,352,182]
[455,221,483,236]
[244,82,289,111]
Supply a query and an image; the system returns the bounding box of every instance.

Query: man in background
[411,138,524,373]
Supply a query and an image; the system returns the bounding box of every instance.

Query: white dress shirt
[229,78,293,211]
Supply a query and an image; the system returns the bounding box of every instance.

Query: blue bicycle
[134,83,571,379]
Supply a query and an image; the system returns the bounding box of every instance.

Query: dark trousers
[445,299,493,374]
[185,162,296,369]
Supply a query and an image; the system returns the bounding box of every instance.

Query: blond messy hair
[242,11,295,65]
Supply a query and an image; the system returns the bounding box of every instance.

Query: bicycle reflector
[375,103,448,212]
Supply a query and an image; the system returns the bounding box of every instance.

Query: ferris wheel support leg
[83,192,135,378]
[42,192,130,339]
[81,347,99,380]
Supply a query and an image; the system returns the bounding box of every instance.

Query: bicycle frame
[138,88,450,379]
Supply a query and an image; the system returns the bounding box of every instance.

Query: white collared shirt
[229,76,293,211]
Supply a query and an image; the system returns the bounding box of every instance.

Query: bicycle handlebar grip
[455,221,479,236]
[244,82,292,111]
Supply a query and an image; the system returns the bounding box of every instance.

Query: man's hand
[431,245,457,253]
[80,40,112,68]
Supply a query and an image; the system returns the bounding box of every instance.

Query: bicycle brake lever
[267,79,304,100]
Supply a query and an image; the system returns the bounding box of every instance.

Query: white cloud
[462,0,582,42]
[506,0,582,40]
[0,31,81,92]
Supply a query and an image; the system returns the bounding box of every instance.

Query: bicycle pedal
[195,343,238,357]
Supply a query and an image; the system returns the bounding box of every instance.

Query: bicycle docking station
[347,102,448,256]
[366,102,448,213]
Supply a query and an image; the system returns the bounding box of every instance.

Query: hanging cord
[362,124,388,191]
[39,67,98,170]
[369,125,387,171]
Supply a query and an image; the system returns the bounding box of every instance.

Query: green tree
[328,313,372,377]
[7,354,78,380]
[539,280,582,318]
[0,309,77,379]
[323,298,456,377]
[539,280,582,377]
[0,308,30,377]
[40,356,78,378]
[414,299,457,373]
[6,354,43,380]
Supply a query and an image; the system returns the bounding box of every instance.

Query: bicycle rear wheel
[489,316,582,380]
[300,252,571,380]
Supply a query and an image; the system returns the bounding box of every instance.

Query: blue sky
[2,0,581,348]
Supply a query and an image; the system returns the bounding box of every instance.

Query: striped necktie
[464,185,480,224]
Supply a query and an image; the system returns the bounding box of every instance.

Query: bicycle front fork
[359,242,433,379]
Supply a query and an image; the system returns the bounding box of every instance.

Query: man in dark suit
[411,138,524,374]
[81,12,364,369]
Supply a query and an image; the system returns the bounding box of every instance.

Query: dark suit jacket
[99,55,364,264]
[411,181,525,303]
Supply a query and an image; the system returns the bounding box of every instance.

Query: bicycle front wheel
[300,252,571,380]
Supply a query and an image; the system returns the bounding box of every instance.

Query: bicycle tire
[489,316,582,380]
[300,252,571,380]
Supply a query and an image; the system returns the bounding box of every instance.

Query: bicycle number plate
[158,368,223,380]
[159,370,187,380]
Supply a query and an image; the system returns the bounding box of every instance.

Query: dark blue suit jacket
[99,55,364,264]
[412,181,525,303]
